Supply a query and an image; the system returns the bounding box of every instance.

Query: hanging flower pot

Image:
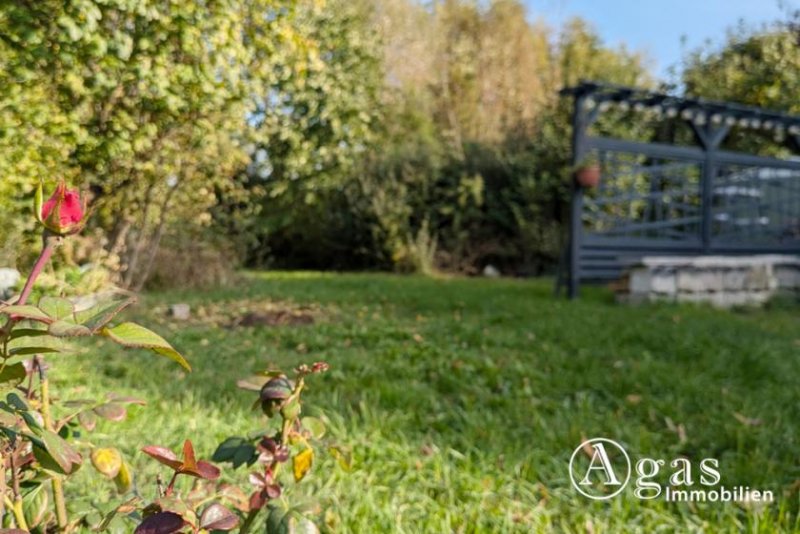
[575,164,601,188]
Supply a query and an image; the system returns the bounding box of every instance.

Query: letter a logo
[569,438,631,500]
[579,442,622,486]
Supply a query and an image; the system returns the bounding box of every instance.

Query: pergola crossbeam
[560,81,800,135]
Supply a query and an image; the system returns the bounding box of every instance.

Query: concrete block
[743,265,774,291]
[677,270,722,292]
[620,254,800,308]
[721,268,747,290]
[775,266,800,289]
[169,303,191,320]
[628,270,652,294]
[651,273,677,294]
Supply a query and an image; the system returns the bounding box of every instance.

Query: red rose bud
[311,361,330,373]
[36,180,86,235]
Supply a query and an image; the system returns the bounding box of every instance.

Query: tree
[682,23,800,155]
[346,6,654,273]
[242,0,383,265]
[0,0,301,286]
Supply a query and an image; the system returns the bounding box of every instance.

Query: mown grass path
[58,273,800,532]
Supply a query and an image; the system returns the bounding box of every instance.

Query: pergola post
[568,93,588,299]
[564,90,603,299]
[693,123,731,252]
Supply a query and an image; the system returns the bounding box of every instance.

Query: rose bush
[0,183,329,533]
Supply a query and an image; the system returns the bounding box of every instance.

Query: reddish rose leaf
[249,490,267,511]
[181,440,197,471]
[265,483,281,499]
[200,503,238,531]
[260,377,293,401]
[189,460,220,481]
[142,446,183,471]
[93,403,127,421]
[145,441,219,481]
[106,393,146,405]
[78,410,97,431]
[217,484,249,512]
[134,512,186,534]
[248,472,266,488]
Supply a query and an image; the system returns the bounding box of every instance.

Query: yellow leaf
[91,447,122,478]
[293,448,314,482]
[114,461,134,494]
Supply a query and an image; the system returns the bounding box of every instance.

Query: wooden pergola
[557,81,800,298]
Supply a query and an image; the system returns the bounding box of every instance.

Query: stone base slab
[617,255,800,308]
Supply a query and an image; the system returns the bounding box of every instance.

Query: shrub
[144,234,240,291]
[0,182,330,533]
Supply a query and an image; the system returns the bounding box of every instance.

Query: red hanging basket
[575,164,601,188]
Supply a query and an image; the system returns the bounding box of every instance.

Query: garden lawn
[55,272,800,533]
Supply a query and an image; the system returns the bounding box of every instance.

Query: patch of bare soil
[232,309,315,327]
[157,299,323,328]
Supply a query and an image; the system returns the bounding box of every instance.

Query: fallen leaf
[580,434,594,458]
[625,394,642,405]
[733,412,762,426]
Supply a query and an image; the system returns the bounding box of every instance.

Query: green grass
[53,272,800,533]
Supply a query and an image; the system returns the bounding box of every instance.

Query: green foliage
[0,0,391,282]
[0,186,329,532]
[306,5,651,274]
[2,0,224,277]
[0,0,655,277]
[3,0,797,279]
[101,322,190,371]
[0,0,285,286]
[242,0,383,263]
[0,197,192,531]
[121,363,328,533]
[683,23,800,155]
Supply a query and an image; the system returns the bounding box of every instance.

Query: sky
[524,0,794,80]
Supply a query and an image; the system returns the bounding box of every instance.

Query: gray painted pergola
[556,81,800,298]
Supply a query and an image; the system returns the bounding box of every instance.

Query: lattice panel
[711,164,800,244]
[583,150,703,241]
